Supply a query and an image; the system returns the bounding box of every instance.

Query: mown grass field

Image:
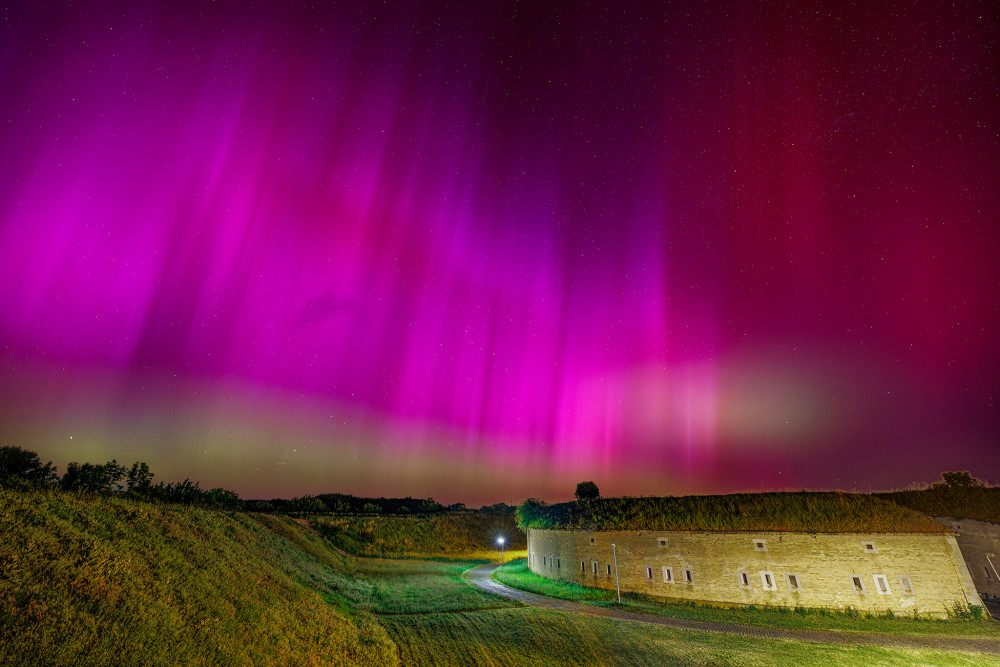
[4,489,998,666]
[493,559,1000,638]
[311,511,526,560]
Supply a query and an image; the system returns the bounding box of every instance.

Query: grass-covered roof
[515,492,951,534]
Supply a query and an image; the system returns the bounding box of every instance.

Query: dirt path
[464,564,1000,655]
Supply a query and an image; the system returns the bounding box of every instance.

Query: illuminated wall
[527,527,983,618]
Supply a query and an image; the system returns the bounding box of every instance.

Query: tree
[126,462,155,495]
[935,471,982,489]
[575,480,600,501]
[0,446,58,488]
[61,459,126,493]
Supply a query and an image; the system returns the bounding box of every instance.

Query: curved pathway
[464,564,1000,655]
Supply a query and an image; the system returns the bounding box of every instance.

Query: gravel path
[464,564,1000,655]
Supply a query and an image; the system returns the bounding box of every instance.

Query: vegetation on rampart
[516,492,951,533]
[312,512,525,559]
[877,472,1000,524]
[0,488,398,666]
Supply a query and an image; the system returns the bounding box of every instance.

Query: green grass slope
[312,512,526,559]
[877,487,1000,524]
[0,488,397,666]
[517,492,950,533]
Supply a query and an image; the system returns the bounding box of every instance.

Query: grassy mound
[312,512,526,559]
[877,487,1000,524]
[0,488,397,666]
[516,492,951,533]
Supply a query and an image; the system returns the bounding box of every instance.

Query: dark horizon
[1,1,998,505]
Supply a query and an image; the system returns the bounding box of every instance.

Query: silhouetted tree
[934,471,982,489]
[61,460,126,493]
[126,462,155,495]
[575,480,600,501]
[0,446,58,488]
[206,487,242,510]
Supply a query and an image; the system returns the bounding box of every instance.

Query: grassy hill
[877,486,1000,524]
[0,488,397,666]
[311,512,526,559]
[516,492,951,533]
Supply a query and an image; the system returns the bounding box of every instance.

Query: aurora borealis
[1,1,997,504]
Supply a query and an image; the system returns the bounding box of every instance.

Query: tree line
[0,445,514,515]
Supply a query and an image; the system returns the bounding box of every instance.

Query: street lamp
[497,537,505,572]
[611,543,621,604]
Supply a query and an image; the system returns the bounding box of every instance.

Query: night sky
[1,1,997,504]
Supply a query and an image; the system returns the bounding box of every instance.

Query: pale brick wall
[527,527,983,618]
[933,517,1000,600]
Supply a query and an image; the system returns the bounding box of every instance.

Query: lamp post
[611,543,621,604]
[498,537,505,572]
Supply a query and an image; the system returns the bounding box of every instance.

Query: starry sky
[1,1,997,504]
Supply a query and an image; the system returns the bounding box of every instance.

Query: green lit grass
[493,559,999,638]
[0,488,397,666]
[339,558,520,614]
[517,492,950,533]
[380,607,996,667]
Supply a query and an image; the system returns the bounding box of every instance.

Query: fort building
[520,493,987,619]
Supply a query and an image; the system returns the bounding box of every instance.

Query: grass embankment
[517,492,950,533]
[878,487,1000,524]
[0,488,397,666]
[493,559,998,638]
[6,490,997,666]
[312,512,526,560]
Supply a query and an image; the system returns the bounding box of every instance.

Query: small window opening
[582,561,586,573]
[862,541,877,554]
[606,563,612,575]
[592,561,598,574]
[788,573,800,591]
[852,575,865,593]
[646,567,653,580]
[985,566,993,580]
[740,572,750,587]
[590,537,595,543]
[683,568,694,584]
[874,574,890,594]
[760,571,776,590]
[658,538,668,547]
[662,566,673,583]
[898,575,913,594]
[754,540,767,552]
[556,558,560,569]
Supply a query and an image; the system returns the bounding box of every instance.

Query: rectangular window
[787,573,800,591]
[851,575,866,593]
[873,574,891,595]
[606,563,612,575]
[582,561,586,573]
[646,567,653,580]
[985,566,993,580]
[754,540,767,552]
[898,575,914,594]
[760,571,776,591]
[658,538,668,547]
[662,566,674,583]
[531,552,536,566]
[739,571,750,587]
[592,561,598,575]
[556,558,560,569]
[683,568,694,584]
[862,541,878,554]
[542,556,546,567]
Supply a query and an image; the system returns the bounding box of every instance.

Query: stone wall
[527,527,983,618]
[933,517,1000,601]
